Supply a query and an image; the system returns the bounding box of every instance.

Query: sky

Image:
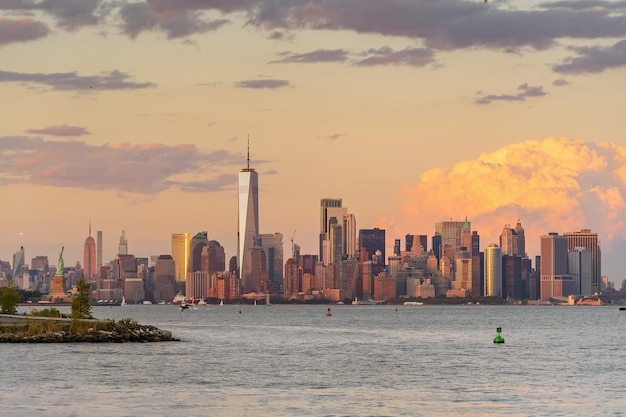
[1,0,626,284]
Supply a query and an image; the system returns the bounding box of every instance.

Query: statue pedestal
[49,275,66,299]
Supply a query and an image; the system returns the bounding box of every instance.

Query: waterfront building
[470,231,483,298]
[242,245,267,293]
[153,255,176,303]
[259,233,284,283]
[171,233,190,283]
[238,144,259,281]
[454,250,472,291]
[502,254,524,299]
[484,244,502,297]
[201,240,226,275]
[563,229,600,295]
[83,223,96,281]
[540,233,575,300]
[284,258,298,298]
[186,271,210,301]
[189,231,209,273]
[568,247,592,296]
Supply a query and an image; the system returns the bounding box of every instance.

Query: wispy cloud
[325,133,348,141]
[553,78,569,86]
[0,17,48,46]
[27,124,90,137]
[355,46,435,67]
[475,83,547,104]
[553,39,626,74]
[0,136,244,194]
[234,79,290,89]
[0,69,156,92]
[270,49,349,64]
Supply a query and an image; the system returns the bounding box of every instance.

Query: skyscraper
[358,228,386,264]
[563,229,600,295]
[189,231,209,272]
[238,141,259,281]
[83,222,96,281]
[171,233,190,283]
[319,198,343,262]
[12,246,25,281]
[484,244,502,297]
[96,230,103,277]
[118,230,128,255]
[259,233,284,282]
[540,233,574,300]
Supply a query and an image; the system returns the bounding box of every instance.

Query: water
[1,304,625,416]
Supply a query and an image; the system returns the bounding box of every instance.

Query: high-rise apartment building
[83,222,96,281]
[499,220,526,256]
[540,233,574,300]
[484,244,502,297]
[435,220,467,253]
[563,229,600,295]
[31,256,49,274]
[238,144,259,281]
[171,233,190,283]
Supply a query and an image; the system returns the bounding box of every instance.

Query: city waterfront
[2,304,625,416]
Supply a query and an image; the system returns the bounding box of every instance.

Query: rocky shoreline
[0,316,179,343]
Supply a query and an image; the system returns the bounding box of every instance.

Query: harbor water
[1,304,625,416]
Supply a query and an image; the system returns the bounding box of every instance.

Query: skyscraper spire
[247,134,250,170]
[89,219,92,237]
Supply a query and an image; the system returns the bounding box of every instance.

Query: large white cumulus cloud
[384,137,626,262]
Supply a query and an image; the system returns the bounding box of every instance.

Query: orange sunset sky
[1,0,626,282]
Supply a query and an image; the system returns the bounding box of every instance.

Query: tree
[71,277,93,319]
[0,283,19,315]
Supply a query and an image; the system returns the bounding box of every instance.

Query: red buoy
[326,307,332,317]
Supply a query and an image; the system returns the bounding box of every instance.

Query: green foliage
[29,308,64,318]
[0,283,19,315]
[118,318,137,326]
[71,278,93,319]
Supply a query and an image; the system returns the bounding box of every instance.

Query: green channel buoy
[493,326,505,344]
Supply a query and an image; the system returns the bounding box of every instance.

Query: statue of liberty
[55,246,65,277]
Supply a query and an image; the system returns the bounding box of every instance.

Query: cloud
[26,124,90,137]
[270,49,349,64]
[264,169,279,175]
[385,137,626,262]
[118,1,229,39]
[129,1,626,52]
[553,78,569,86]
[0,136,244,194]
[234,79,290,89]
[553,39,626,74]
[325,133,347,140]
[475,82,547,104]
[0,0,107,31]
[0,69,156,91]
[0,17,49,46]
[355,46,435,67]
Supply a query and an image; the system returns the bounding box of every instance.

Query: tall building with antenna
[238,138,259,283]
[118,230,128,255]
[83,221,96,281]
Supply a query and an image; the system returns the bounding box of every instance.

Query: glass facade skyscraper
[238,146,259,281]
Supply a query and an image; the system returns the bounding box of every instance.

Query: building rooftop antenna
[247,134,250,170]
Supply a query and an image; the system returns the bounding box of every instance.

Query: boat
[219,299,224,306]
[619,306,626,311]
[403,301,424,306]
[142,300,152,305]
[180,302,190,311]
[575,298,603,306]
[121,296,127,306]
[172,292,185,305]
[266,292,271,306]
[197,299,207,306]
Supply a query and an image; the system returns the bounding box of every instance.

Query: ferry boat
[575,298,603,306]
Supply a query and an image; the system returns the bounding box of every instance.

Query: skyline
[1,1,626,281]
